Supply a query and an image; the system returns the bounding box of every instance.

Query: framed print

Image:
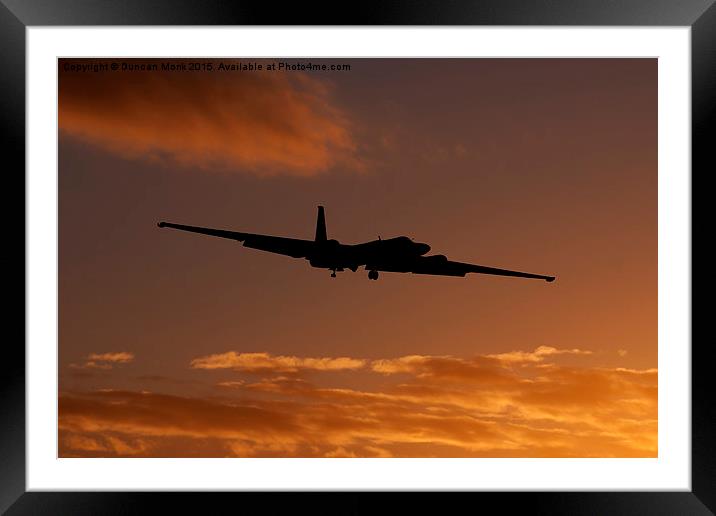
[4,0,712,514]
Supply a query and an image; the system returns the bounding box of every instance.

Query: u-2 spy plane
[157,206,555,282]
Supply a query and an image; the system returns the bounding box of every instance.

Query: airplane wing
[157,222,314,259]
[405,256,555,282]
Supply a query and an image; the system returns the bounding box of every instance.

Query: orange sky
[58,58,657,458]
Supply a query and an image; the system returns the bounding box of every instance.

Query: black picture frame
[3,1,711,514]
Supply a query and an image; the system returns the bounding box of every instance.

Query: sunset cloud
[87,352,135,363]
[60,348,657,458]
[70,351,135,370]
[487,345,592,363]
[59,59,358,176]
[216,380,246,389]
[190,351,366,373]
[370,347,592,382]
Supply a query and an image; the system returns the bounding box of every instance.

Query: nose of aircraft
[418,243,431,255]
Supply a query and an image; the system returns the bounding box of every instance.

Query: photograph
[57,57,657,459]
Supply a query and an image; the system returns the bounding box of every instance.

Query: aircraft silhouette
[157,206,555,282]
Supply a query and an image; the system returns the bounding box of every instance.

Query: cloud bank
[60,347,657,458]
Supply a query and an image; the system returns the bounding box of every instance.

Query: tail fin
[315,206,327,242]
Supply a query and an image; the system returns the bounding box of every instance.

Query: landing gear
[330,270,337,278]
[368,270,379,281]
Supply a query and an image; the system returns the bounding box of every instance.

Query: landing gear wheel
[330,270,337,278]
[368,270,379,280]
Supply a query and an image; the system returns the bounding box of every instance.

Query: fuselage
[307,236,430,271]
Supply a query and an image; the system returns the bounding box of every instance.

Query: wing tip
[545,276,556,282]
[157,221,166,228]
